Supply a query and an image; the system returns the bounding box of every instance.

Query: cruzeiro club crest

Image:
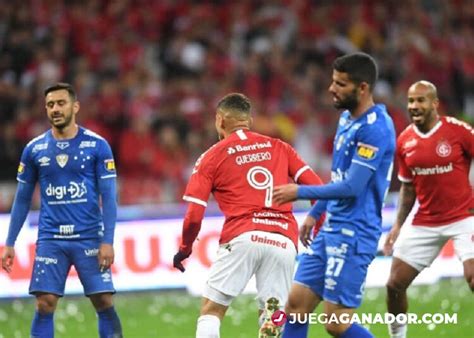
[56,154,69,168]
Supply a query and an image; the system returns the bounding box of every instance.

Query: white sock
[196,314,220,338]
[388,322,407,338]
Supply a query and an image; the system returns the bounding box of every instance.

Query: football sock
[281,320,309,338]
[30,311,54,338]
[196,314,220,338]
[340,323,374,338]
[388,322,407,338]
[97,306,123,338]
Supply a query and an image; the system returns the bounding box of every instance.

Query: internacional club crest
[56,154,69,168]
[436,141,451,158]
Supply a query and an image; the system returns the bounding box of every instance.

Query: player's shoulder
[80,127,107,141]
[442,116,473,134]
[79,126,111,148]
[25,130,50,152]
[398,124,415,141]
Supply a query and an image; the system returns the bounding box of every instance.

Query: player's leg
[197,295,231,338]
[387,224,446,338]
[197,233,255,338]
[463,258,474,291]
[450,216,474,291]
[29,240,70,338]
[282,233,326,338]
[31,293,60,338]
[254,231,296,337]
[72,240,122,338]
[318,232,375,338]
[90,292,123,338]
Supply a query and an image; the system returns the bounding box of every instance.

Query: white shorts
[203,231,296,309]
[393,216,474,271]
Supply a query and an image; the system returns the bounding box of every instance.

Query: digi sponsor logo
[356,142,378,160]
[46,181,87,200]
[104,159,116,172]
[35,256,58,265]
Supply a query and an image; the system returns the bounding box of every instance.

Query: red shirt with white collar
[183,129,323,249]
[397,116,473,226]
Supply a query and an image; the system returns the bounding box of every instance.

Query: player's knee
[90,293,114,312]
[466,274,474,292]
[324,322,347,337]
[35,294,58,314]
[386,277,408,295]
[284,294,309,315]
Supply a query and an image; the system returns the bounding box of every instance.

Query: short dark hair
[217,93,251,115]
[44,82,77,100]
[333,53,378,91]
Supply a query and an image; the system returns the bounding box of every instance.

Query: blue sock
[31,311,54,338]
[97,306,123,338]
[282,321,309,338]
[340,323,374,338]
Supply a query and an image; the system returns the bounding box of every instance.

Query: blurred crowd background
[0,0,473,212]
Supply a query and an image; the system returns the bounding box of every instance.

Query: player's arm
[2,181,35,273]
[97,177,117,271]
[173,202,206,272]
[274,162,373,203]
[383,181,416,256]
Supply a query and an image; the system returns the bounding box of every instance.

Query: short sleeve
[396,138,413,182]
[16,146,37,184]
[352,121,393,171]
[96,139,117,180]
[183,150,214,207]
[283,141,312,182]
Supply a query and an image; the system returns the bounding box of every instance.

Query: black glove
[173,251,191,272]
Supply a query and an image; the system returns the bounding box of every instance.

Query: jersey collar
[412,120,442,138]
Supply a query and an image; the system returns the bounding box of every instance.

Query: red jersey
[183,129,322,248]
[397,116,474,226]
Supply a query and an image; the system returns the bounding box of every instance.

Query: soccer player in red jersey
[173,93,324,338]
[384,81,474,338]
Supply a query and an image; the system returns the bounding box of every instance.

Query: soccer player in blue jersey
[1,83,122,338]
[273,53,396,338]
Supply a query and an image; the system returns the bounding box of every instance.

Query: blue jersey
[325,104,395,252]
[17,127,116,241]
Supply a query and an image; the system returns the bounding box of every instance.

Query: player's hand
[299,213,326,247]
[173,251,191,273]
[98,243,114,272]
[273,184,298,205]
[1,246,15,273]
[383,225,401,256]
[299,216,316,247]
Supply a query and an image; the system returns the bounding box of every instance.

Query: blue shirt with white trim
[301,104,395,253]
[15,127,117,242]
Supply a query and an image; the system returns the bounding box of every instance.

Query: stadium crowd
[0,0,473,211]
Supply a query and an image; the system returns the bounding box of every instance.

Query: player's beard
[333,88,359,112]
[48,108,74,130]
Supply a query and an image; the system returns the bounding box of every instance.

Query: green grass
[0,278,471,338]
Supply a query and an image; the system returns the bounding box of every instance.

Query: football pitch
[0,278,471,338]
